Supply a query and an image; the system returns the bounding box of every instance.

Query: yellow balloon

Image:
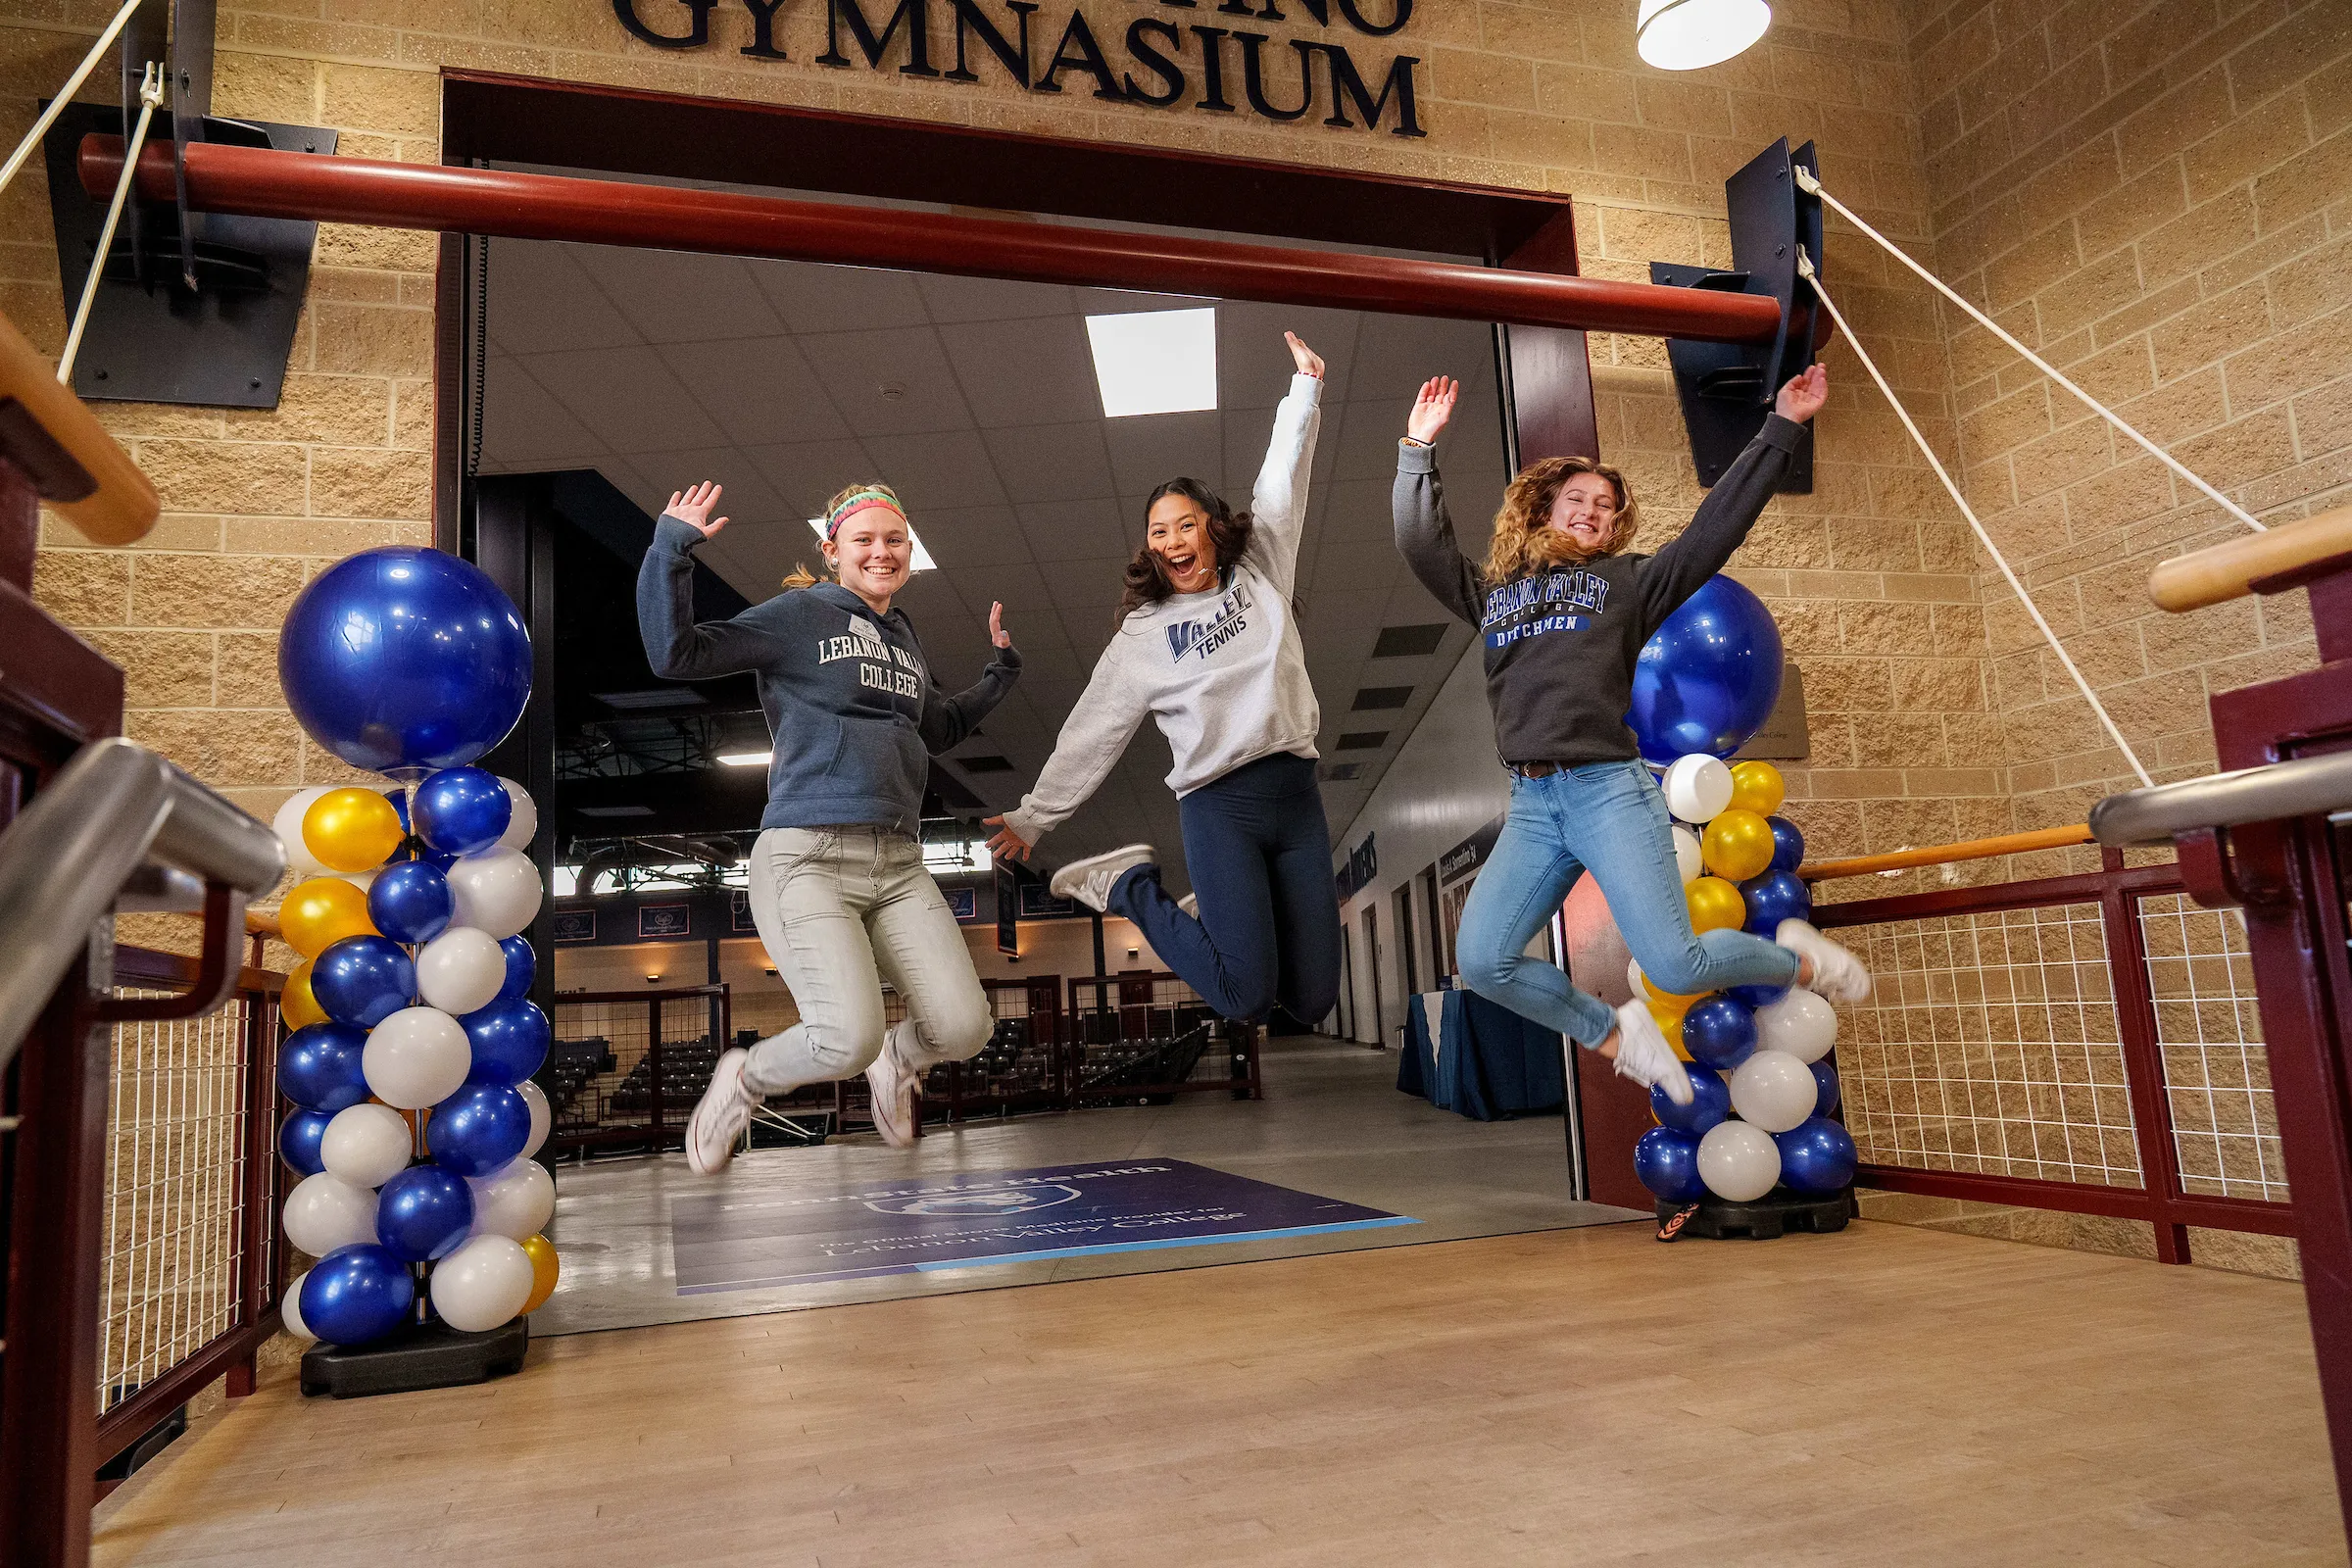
[1686,875,1746,935]
[1640,970,1704,1014]
[303,787,404,874]
[281,958,326,1030]
[278,876,377,958]
[1644,996,1690,1059]
[1701,808,1776,883]
[519,1233,561,1314]
[1728,760,1786,817]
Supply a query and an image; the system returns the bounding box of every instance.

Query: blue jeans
[1109,752,1343,1025]
[1456,760,1800,1048]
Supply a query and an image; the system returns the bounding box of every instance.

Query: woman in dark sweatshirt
[1392,365,1868,1106]
[638,479,1021,1170]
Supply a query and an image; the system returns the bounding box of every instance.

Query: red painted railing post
[2099,852,2193,1263]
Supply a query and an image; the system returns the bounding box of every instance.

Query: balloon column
[270,547,563,1349]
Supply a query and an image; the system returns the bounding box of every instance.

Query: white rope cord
[58,61,161,386]
[1794,166,2265,534]
[1798,248,2156,790]
[0,0,150,201]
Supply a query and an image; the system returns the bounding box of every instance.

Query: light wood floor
[95,1221,2346,1566]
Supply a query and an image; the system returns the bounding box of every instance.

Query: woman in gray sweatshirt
[638,479,1021,1170]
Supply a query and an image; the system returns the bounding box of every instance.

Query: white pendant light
[1637,0,1772,70]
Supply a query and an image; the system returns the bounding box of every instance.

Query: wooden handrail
[1799,823,2094,883]
[0,310,160,546]
[2149,502,2352,612]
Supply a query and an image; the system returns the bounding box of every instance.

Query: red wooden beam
[78,135,1786,345]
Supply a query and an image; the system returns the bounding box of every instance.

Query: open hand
[1775,364,1829,423]
[667,480,728,540]
[989,601,1011,650]
[1285,330,1325,380]
[1407,376,1458,445]
[983,814,1032,863]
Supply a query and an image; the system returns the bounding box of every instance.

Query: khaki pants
[740,826,994,1096]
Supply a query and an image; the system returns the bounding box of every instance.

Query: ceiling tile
[486,243,639,355]
[481,356,602,464]
[657,336,853,445]
[903,505,1030,569]
[858,428,1008,509]
[916,272,1077,322]
[1015,498,1130,563]
[740,438,884,517]
[752,260,932,332]
[572,246,786,343]
[939,316,1102,426]
[981,423,1116,503]
[950,561,1056,613]
[520,345,728,455]
[1102,411,1223,502]
[802,325,974,435]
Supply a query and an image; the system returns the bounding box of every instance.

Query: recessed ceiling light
[717,750,773,767]
[1637,0,1771,70]
[1085,307,1217,418]
[807,516,935,571]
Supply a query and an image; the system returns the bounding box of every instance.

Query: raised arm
[1640,366,1828,629]
[918,601,1024,754]
[635,481,780,680]
[1392,376,1482,626]
[1239,332,1326,598]
[983,632,1150,860]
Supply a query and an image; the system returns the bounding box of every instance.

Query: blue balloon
[375,1164,475,1262]
[462,998,551,1086]
[1728,982,1788,1009]
[278,1021,369,1111]
[277,547,532,774]
[368,859,455,945]
[496,936,535,1002]
[1634,1127,1707,1202]
[301,1244,416,1347]
[1767,814,1805,872]
[1811,1058,1840,1118]
[1775,1116,1857,1194]
[1626,575,1785,762]
[1740,869,1813,935]
[420,846,464,872]
[1682,995,1757,1071]
[413,766,513,857]
[311,935,416,1028]
[278,1108,331,1176]
[385,788,412,832]
[427,1083,531,1177]
[1651,1062,1731,1136]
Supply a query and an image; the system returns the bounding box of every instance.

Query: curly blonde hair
[1480,457,1641,585]
[782,480,906,590]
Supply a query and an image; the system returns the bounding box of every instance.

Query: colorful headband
[823,489,906,539]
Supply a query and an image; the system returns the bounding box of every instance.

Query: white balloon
[416,926,507,1015]
[1697,1120,1781,1201]
[362,1005,470,1109]
[496,778,538,853]
[468,1157,555,1241]
[446,849,542,940]
[516,1079,551,1159]
[282,1270,316,1341]
[430,1234,535,1333]
[272,787,331,879]
[1663,755,1734,824]
[333,868,378,894]
[321,1102,414,1188]
[1671,825,1703,885]
[1756,989,1838,1064]
[283,1172,378,1256]
[1730,1050,1817,1134]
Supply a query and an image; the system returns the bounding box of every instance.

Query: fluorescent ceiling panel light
[1637,0,1771,69]
[806,517,935,571]
[1085,307,1218,417]
[717,750,773,767]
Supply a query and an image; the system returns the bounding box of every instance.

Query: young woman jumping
[640,480,1021,1169]
[1393,365,1869,1104]
[983,330,1341,1032]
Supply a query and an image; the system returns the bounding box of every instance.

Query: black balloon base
[1656,1185,1856,1242]
[299,1317,528,1398]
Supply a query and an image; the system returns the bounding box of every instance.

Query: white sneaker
[1777,919,1873,1004]
[864,1022,922,1149]
[1049,843,1157,913]
[686,1048,759,1175]
[1177,893,1200,919]
[1610,999,1692,1105]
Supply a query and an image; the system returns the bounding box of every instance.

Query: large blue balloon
[278,1108,331,1176]
[1682,995,1758,1071]
[1634,1127,1707,1202]
[311,935,416,1028]
[1767,814,1805,872]
[1651,1063,1731,1136]
[1775,1117,1858,1194]
[301,1244,416,1346]
[462,998,551,1086]
[278,1021,369,1111]
[278,547,531,774]
[495,936,535,1002]
[375,1164,475,1262]
[1626,575,1784,762]
[1811,1058,1840,1117]
[368,859,455,945]
[1740,869,1812,935]
[413,766,513,857]
[427,1083,531,1177]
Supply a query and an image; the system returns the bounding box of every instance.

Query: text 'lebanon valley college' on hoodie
[1393,413,1804,767]
[1000,371,1327,848]
[635,515,1022,833]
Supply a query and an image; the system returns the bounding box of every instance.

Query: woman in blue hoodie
[638,479,1021,1170]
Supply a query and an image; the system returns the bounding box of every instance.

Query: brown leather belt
[1511,761,1564,779]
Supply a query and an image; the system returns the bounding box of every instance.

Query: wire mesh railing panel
[542,998,648,1139]
[2137,893,2283,1201]
[1836,904,2144,1187]
[97,992,254,1417]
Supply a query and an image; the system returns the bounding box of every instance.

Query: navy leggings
[1108,752,1344,1025]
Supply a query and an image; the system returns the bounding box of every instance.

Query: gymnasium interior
[3,0,2351,1562]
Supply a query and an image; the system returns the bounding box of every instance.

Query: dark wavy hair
[1119,477,1255,617]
